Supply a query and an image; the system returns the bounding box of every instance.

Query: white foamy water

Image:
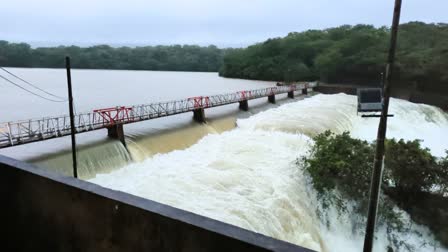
[239,93,448,157]
[90,94,448,251]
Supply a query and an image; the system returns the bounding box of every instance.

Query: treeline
[0,42,229,72]
[2,22,447,90]
[219,22,448,92]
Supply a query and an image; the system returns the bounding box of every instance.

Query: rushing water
[1,68,447,251]
[90,93,448,252]
[0,68,279,177]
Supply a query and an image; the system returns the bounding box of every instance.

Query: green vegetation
[2,22,447,94]
[0,42,229,72]
[220,22,448,94]
[300,131,448,249]
[2,22,447,92]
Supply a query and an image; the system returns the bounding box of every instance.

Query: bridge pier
[193,108,206,123]
[302,88,308,95]
[107,123,126,147]
[287,91,294,99]
[239,100,249,111]
[268,94,276,104]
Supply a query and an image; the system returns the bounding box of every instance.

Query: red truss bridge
[0,83,316,148]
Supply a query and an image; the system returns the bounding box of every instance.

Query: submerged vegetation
[220,22,448,94]
[300,131,448,250]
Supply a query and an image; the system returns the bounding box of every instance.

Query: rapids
[90,93,448,251]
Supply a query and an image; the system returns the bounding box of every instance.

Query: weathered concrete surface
[193,108,206,123]
[239,100,249,111]
[107,123,126,147]
[287,91,295,99]
[315,83,448,111]
[0,155,313,252]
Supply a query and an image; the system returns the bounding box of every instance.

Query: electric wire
[0,67,67,101]
[0,74,66,103]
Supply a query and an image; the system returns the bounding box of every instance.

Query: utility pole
[363,1,402,252]
[66,56,78,178]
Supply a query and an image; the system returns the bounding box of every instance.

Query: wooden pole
[363,0,402,251]
[65,56,78,178]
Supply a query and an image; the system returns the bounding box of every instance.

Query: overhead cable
[0,74,66,103]
[0,67,67,101]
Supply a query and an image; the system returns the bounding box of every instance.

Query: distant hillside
[219,22,448,95]
[0,42,233,72]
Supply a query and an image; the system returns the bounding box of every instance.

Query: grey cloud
[1,0,447,47]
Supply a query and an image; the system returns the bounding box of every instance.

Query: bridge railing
[0,113,105,146]
[129,98,194,121]
[0,82,317,147]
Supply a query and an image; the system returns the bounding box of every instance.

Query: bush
[300,131,448,249]
[302,131,446,198]
[385,139,438,193]
[435,152,448,195]
[302,131,373,201]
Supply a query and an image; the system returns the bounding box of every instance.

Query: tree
[220,22,448,93]
[0,42,231,72]
[300,131,448,249]
[385,139,438,193]
[301,131,373,200]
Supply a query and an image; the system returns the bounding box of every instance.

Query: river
[1,68,448,251]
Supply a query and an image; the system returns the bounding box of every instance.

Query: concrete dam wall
[0,155,312,252]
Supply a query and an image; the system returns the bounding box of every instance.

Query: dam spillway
[1,68,447,251]
[89,93,448,251]
[1,93,447,251]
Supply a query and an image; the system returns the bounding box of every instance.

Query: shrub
[300,131,448,249]
[385,139,438,193]
[302,131,374,201]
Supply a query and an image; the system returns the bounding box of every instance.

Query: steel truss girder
[0,82,316,148]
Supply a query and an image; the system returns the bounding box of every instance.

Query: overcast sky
[1,0,447,48]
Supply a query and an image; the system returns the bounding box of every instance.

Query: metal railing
[0,82,316,148]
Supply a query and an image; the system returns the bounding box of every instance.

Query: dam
[1,69,448,251]
[89,93,448,252]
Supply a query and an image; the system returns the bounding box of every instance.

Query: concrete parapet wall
[314,85,357,95]
[0,155,312,252]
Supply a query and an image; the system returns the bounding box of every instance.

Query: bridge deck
[0,83,316,148]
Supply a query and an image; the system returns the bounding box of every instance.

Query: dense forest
[1,22,447,93]
[220,22,448,93]
[0,42,228,72]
